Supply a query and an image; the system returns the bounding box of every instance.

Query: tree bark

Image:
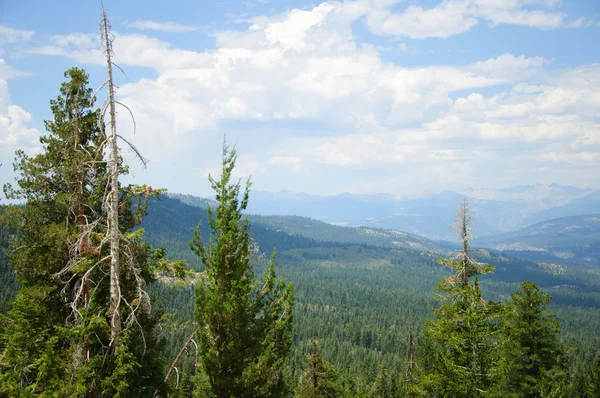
[101,7,122,351]
[165,332,197,384]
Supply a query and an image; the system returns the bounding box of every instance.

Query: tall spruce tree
[419,199,501,397]
[496,281,565,397]
[191,143,294,397]
[0,68,171,397]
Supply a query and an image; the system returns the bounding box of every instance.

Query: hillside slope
[525,190,600,226]
[477,214,600,266]
[144,196,600,303]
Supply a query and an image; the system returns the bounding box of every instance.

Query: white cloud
[268,156,307,173]
[17,0,600,194]
[236,156,267,176]
[0,25,34,44]
[314,132,431,165]
[565,17,587,28]
[50,33,98,49]
[31,3,569,160]
[538,151,600,163]
[126,20,200,33]
[470,53,546,73]
[476,7,565,29]
[0,79,40,157]
[365,2,478,39]
[262,3,339,51]
[29,33,104,64]
[0,59,31,80]
[364,0,581,39]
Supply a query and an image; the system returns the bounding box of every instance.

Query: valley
[139,193,600,391]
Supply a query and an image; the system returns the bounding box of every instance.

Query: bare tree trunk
[456,198,471,286]
[165,332,197,384]
[101,6,121,350]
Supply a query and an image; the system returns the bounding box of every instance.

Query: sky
[1,0,600,198]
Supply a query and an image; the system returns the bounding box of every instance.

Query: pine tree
[371,360,391,398]
[497,281,566,397]
[296,338,343,398]
[191,143,294,397]
[589,351,600,397]
[0,67,106,395]
[0,68,172,396]
[419,198,501,397]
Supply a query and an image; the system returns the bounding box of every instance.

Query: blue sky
[1,0,599,198]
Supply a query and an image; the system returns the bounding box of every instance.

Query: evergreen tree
[296,338,343,398]
[191,143,294,397]
[419,199,501,397]
[589,351,600,397]
[0,68,171,396]
[0,68,106,395]
[496,281,566,397]
[371,360,391,398]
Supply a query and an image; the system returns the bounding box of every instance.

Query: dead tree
[164,332,198,386]
[100,4,123,351]
[439,198,493,286]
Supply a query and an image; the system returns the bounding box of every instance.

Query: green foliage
[138,193,600,395]
[370,360,393,398]
[418,200,502,397]
[590,352,600,397]
[0,68,170,396]
[420,278,502,397]
[296,339,343,398]
[0,68,106,395]
[0,211,19,319]
[496,281,566,397]
[191,143,294,397]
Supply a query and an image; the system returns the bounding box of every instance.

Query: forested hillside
[140,194,600,396]
[144,196,600,300]
[477,214,600,266]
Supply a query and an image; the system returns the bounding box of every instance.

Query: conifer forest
[1,3,600,398]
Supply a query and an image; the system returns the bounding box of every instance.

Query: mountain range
[164,183,600,267]
[242,184,599,241]
[476,214,600,266]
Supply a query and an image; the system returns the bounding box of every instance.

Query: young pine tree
[296,338,343,398]
[419,199,501,397]
[191,143,294,397]
[370,360,392,398]
[496,281,566,397]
